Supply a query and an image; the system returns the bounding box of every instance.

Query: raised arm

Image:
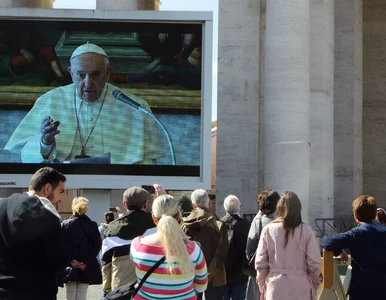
[320,229,355,256]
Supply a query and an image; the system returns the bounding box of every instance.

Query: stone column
[334,0,363,218]
[263,0,310,222]
[217,0,260,216]
[309,0,334,224]
[362,1,385,205]
[96,0,160,10]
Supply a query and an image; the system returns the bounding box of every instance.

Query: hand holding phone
[142,185,155,194]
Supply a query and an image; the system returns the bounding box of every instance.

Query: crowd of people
[1,166,386,300]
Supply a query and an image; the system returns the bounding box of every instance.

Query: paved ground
[57,284,103,300]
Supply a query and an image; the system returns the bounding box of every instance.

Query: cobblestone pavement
[57,284,103,300]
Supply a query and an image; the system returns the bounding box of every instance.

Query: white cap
[70,42,108,60]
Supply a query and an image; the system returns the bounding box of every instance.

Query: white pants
[65,282,88,300]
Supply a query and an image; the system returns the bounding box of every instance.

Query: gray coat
[246,211,275,259]
[245,211,275,300]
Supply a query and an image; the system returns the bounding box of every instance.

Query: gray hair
[191,189,210,208]
[224,195,241,214]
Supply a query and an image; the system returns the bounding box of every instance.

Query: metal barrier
[315,218,356,237]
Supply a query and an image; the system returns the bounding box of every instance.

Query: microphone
[112,90,141,110]
[112,90,176,165]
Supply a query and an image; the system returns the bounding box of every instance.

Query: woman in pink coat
[255,191,322,300]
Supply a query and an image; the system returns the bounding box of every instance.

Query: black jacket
[61,214,102,285]
[0,193,68,299]
[221,214,251,284]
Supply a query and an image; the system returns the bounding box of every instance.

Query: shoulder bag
[104,255,166,300]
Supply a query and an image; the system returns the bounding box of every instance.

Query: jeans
[222,282,247,300]
[197,285,224,300]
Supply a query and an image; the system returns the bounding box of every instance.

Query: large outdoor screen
[0,9,213,189]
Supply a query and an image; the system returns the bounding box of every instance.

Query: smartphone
[109,207,117,212]
[142,185,155,194]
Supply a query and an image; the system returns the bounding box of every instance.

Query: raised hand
[40,115,60,145]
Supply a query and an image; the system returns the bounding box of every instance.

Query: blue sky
[53,0,218,121]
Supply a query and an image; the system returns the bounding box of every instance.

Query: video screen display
[0,19,203,177]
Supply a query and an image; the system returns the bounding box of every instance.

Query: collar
[227,213,241,217]
[26,191,61,220]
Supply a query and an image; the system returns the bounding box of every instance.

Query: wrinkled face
[47,181,65,206]
[68,53,112,102]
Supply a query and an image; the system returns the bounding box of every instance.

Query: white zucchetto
[70,42,108,60]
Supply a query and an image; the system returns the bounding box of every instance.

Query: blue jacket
[321,221,386,300]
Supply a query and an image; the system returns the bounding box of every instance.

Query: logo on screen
[0,181,16,186]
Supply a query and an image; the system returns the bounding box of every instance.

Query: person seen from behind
[182,189,229,300]
[245,189,280,300]
[255,191,322,300]
[220,195,250,300]
[101,187,156,296]
[99,211,115,240]
[130,194,208,299]
[321,195,386,300]
[376,207,386,225]
[60,197,102,300]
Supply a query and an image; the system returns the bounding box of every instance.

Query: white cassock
[4,83,164,164]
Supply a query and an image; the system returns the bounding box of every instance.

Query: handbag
[104,255,166,300]
[243,217,263,277]
[243,251,256,277]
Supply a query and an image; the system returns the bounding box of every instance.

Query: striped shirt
[130,236,208,299]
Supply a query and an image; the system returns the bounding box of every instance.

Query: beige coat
[182,207,229,287]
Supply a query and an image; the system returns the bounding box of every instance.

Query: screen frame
[0,8,213,190]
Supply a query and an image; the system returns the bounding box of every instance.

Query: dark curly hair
[257,189,280,215]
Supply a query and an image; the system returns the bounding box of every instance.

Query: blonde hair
[72,197,89,215]
[152,194,194,274]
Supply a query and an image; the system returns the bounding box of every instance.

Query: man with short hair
[5,43,164,164]
[182,189,229,300]
[321,195,386,300]
[0,167,69,300]
[221,195,250,300]
[101,186,157,294]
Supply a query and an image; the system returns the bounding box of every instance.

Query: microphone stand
[116,97,176,165]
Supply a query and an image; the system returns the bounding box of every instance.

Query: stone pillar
[0,0,53,7]
[362,0,386,206]
[217,0,260,216]
[334,0,363,218]
[96,0,160,10]
[309,0,334,224]
[263,1,310,222]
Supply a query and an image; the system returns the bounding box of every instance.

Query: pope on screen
[4,43,164,164]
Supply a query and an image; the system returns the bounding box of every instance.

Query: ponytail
[157,215,194,274]
[153,195,194,274]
